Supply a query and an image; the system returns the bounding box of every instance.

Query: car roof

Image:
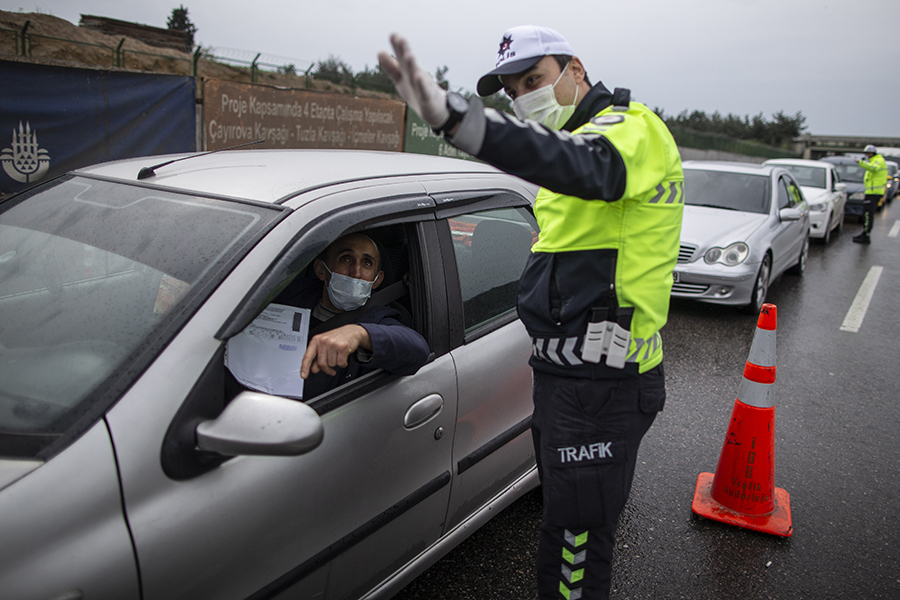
[764,158,831,169]
[681,160,779,176]
[73,149,504,204]
[818,156,858,164]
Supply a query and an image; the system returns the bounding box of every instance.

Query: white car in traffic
[764,159,847,243]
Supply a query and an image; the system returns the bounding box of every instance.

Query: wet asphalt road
[395,206,900,600]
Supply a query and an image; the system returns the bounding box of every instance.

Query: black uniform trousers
[531,364,665,600]
[862,194,880,235]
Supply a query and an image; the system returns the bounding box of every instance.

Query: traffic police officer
[854,144,887,244]
[380,25,684,600]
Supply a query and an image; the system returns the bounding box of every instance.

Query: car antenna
[136,139,265,180]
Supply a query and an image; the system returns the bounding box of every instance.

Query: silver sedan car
[672,161,810,313]
[0,150,540,600]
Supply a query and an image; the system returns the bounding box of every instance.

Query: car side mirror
[835,182,847,192]
[196,391,324,456]
[779,207,804,222]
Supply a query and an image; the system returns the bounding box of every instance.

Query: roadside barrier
[691,303,793,537]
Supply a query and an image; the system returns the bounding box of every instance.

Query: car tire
[788,234,809,276]
[743,254,770,315]
[821,211,832,244]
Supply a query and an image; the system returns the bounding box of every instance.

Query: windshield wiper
[137,139,264,180]
[692,203,739,211]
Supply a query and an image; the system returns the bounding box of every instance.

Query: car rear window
[776,165,826,189]
[0,176,284,458]
[828,162,865,183]
[683,169,770,214]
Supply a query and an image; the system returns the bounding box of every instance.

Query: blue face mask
[323,264,374,311]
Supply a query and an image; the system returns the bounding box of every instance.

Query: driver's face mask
[323,263,374,311]
[512,61,578,130]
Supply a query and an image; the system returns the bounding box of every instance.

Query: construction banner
[203,79,405,152]
[0,60,195,195]
[403,109,478,162]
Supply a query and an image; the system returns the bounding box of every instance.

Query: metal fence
[1,22,193,74]
[0,22,395,94]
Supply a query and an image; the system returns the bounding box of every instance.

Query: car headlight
[704,242,749,266]
[809,202,827,212]
[850,192,865,200]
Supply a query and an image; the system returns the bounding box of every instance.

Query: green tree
[277,64,297,76]
[478,91,513,115]
[356,63,394,93]
[661,107,807,149]
[167,5,197,49]
[313,54,354,86]
[435,65,450,91]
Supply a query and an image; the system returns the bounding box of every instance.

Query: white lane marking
[840,266,884,333]
[889,220,900,238]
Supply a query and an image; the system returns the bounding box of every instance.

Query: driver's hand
[301,324,372,378]
[378,33,450,129]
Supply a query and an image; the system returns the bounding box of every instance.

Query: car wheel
[788,234,809,276]
[836,208,844,232]
[743,254,770,314]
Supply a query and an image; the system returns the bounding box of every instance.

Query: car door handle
[404,394,443,429]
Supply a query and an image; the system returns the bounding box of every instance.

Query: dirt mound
[0,10,388,97]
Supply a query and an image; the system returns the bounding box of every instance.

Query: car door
[426,186,539,531]
[105,186,458,600]
[770,175,806,276]
[829,166,847,225]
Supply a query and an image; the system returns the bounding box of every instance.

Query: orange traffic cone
[691,303,793,537]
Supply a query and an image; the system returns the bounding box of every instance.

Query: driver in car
[295,233,430,398]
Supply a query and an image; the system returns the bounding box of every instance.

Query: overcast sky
[7,0,900,137]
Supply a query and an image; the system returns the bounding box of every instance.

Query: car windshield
[776,165,826,189]
[0,176,283,457]
[830,163,865,183]
[683,169,769,214]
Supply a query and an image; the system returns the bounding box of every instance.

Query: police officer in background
[380,26,683,600]
[854,144,888,244]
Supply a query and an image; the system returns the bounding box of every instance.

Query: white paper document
[225,303,310,399]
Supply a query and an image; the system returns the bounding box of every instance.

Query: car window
[787,180,804,207]
[778,165,826,189]
[831,162,865,183]
[683,169,769,214]
[777,178,792,209]
[226,222,426,405]
[0,177,284,458]
[447,207,537,332]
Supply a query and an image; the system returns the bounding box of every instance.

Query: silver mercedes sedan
[672,161,810,313]
[0,150,540,600]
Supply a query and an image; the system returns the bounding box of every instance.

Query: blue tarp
[0,60,195,195]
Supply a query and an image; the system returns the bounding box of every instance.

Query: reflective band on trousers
[560,529,588,600]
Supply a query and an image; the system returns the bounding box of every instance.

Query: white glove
[378,34,449,130]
